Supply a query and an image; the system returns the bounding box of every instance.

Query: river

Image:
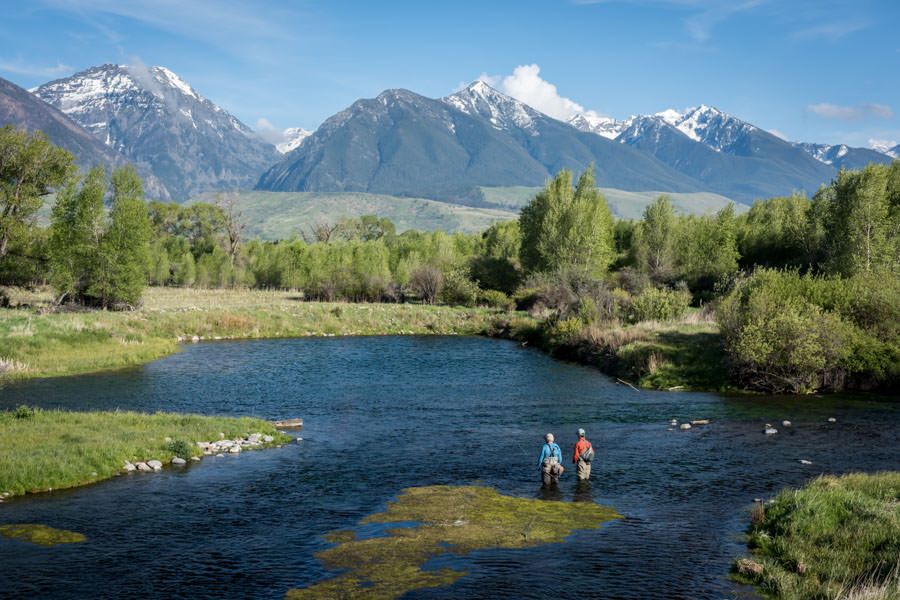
[1,336,897,599]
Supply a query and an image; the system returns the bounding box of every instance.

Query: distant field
[479,185,742,219]
[189,191,517,238]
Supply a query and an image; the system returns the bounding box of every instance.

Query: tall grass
[0,286,504,380]
[735,472,900,600]
[0,407,289,497]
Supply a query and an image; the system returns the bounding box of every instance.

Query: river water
[0,336,897,599]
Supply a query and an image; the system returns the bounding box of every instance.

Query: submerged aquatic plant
[286,485,622,599]
[0,523,86,547]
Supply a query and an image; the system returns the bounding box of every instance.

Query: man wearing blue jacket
[538,433,564,486]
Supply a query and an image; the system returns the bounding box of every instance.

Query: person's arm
[573,441,580,463]
[538,445,547,469]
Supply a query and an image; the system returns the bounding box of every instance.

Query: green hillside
[188,191,518,239]
[479,186,742,219]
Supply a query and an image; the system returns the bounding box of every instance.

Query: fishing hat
[577,428,585,437]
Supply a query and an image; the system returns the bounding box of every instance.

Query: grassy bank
[0,407,290,497]
[490,309,733,392]
[735,472,900,600]
[0,287,505,380]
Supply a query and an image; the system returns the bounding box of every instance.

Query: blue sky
[2,0,898,149]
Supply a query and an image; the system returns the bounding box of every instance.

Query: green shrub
[717,269,900,392]
[439,267,478,307]
[167,439,194,460]
[508,316,542,344]
[13,405,34,420]
[575,296,599,325]
[543,316,583,349]
[628,286,690,324]
[478,289,514,311]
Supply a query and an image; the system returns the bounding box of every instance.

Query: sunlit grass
[734,472,900,600]
[0,286,505,380]
[0,406,289,497]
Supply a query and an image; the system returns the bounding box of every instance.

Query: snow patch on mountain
[442,80,545,135]
[567,113,631,139]
[277,127,312,154]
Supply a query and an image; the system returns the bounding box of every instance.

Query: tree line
[1,125,897,391]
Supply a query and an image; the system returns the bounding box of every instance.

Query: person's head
[577,428,585,438]
[545,433,554,443]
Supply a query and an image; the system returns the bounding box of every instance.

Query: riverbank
[487,309,733,392]
[1,286,730,391]
[0,286,505,380]
[735,472,900,600]
[0,406,291,498]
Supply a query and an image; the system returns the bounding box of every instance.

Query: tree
[216,192,245,267]
[519,166,615,275]
[634,195,675,279]
[49,165,151,308]
[674,204,740,294]
[820,164,897,277]
[0,125,75,268]
[49,166,107,301]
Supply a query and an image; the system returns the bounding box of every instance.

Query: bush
[439,266,478,307]
[167,439,194,460]
[409,265,443,304]
[478,289,514,311]
[628,286,690,324]
[543,316,584,349]
[575,296,599,325]
[717,269,900,392]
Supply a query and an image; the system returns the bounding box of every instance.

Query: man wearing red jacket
[573,428,593,481]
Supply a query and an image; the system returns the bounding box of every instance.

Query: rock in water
[764,428,778,435]
[679,423,691,430]
[782,420,792,427]
[171,457,186,465]
[136,462,152,472]
[147,460,163,471]
[799,459,812,465]
[827,417,837,423]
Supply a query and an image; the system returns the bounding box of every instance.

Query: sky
[1,0,898,149]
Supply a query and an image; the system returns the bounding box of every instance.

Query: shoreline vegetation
[734,472,900,600]
[0,286,729,392]
[0,406,291,499]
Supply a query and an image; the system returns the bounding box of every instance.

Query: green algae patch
[286,485,622,599]
[0,524,86,547]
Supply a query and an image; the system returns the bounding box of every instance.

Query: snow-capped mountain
[566,113,631,139]
[792,142,893,170]
[256,84,700,202]
[276,127,312,154]
[441,80,545,134]
[32,64,279,201]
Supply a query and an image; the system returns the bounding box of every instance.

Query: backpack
[580,443,594,463]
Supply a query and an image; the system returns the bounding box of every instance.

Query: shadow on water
[0,336,898,599]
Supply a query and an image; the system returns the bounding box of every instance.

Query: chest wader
[541,445,561,485]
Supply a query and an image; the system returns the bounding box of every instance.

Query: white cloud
[496,64,586,121]
[808,103,894,122]
[0,58,73,78]
[254,117,286,144]
[869,138,898,153]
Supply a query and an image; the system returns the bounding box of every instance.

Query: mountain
[257,82,704,203]
[793,142,894,170]
[566,104,840,201]
[0,75,168,199]
[277,127,312,154]
[33,64,279,201]
[567,113,631,140]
